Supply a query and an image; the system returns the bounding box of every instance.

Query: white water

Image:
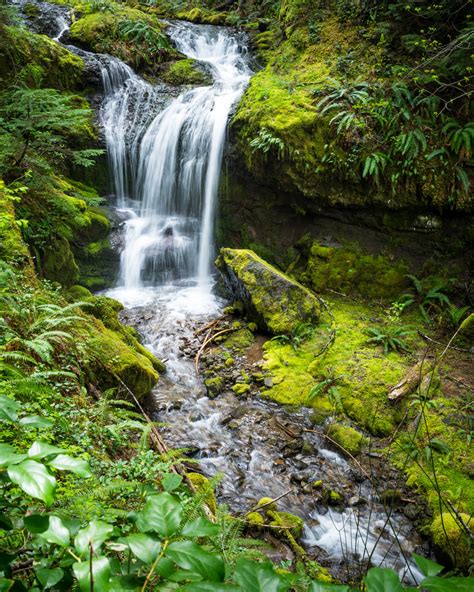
[101,21,252,289]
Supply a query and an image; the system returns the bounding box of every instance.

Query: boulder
[216,248,320,335]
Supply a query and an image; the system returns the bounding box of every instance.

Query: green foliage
[271,322,316,351]
[366,325,414,355]
[0,87,97,174]
[117,19,171,58]
[250,127,286,159]
[400,275,451,321]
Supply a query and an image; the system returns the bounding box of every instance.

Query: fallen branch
[387,359,435,402]
[248,489,294,513]
[194,315,226,337]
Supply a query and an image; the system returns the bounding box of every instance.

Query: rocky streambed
[110,278,427,584]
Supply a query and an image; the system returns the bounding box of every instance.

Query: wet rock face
[216,248,321,335]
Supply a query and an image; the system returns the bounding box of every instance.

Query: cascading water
[10,1,426,581]
[105,22,252,289]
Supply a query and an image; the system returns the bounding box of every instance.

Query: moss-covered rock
[161,58,211,86]
[216,248,320,335]
[43,235,80,287]
[66,284,93,301]
[232,383,251,395]
[302,242,408,301]
[431,512,472,569]
[326,423,366,455]
[186,473,217,514]
[268,510,304,538]
[204,376,224,398]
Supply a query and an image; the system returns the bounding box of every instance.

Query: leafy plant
[366,325,414,354]
[250,127,285,159]
[400,275,451,321]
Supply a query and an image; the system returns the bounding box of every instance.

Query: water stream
[12,0,424,582]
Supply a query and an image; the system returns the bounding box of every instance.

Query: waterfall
[101,21,252,289]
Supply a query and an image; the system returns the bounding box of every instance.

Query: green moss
[66,284,93,301]
[204,376,224,398]
[216,248,320,335]
[232,383,251,395]
[301,242,408,300]
[246,511,265,526]
[43,235,79,287]
[161,58,211,86]
[431,512,472,568]
[326,423,366,455]
[0,182,33,271]
[257,497,277,511]
[269,510,304,538]
[0,26,84,90]
[186,473,217,514]
[222,328,255,351]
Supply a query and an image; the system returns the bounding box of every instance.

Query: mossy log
[388,360,435,401]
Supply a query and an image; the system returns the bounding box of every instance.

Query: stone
[216,248,321,335]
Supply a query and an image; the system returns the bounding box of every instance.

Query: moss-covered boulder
[161,58,212,86]
[216,248,320,334]
[43,235,80,287]
[431,512,472,569]
[326,423,366,456]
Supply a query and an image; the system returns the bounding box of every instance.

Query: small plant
[400,275,451,321]
[366,325,414,354]
[271,322,316,351]
[249,127,285,159]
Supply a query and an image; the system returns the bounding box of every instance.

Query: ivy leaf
[161,473,183,492]
[364,567,403,592]
[7,460,56,505]
[166,541,225,582]
[36,567,64,589]
[24,514,49,534]
[234,558,287,592]
[182,517,220,537]
[0,444,27,466]
[136,493,182,536]
[48,454,92,478]
[75,520,114,556]
[19,415,53,429]
[412,553,443,577]
[39,516,70,546]
[0,396,19,422]
[28,442,64,460]
[73,557,111,592]
[122,533,161,564]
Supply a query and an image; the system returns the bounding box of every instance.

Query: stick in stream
[194,327,235,373]
[248,489,294,513]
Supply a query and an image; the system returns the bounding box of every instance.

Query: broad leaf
[310,583,351,592]
[0,579,14,592]
[364,567,403,592]
[48,454,91,477]
[421,576,474,591]
[19,416,53,429]
[234,559,287,592]
[75,520,114,556]
[8,460,56,505]
[182,517,220,537]
[108,575,145,591]
[162,473,183,492]
[166,541,225,582]
[28,442,64,460]
[24,514,49,534]
[73,557,111,592]
[136,492,182,536]
[123,533,161,564]
[0,396,19,423]
[0,444,27,467]
[412,553,443,577]
[36,567,64,589]
[39,516,70,546]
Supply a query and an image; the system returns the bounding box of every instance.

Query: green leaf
[310,583,351,591]
[181,584,240,591]
[108,575,145,591]
[73,557,111,592]
[0,444,27,466]
[24,514,49,534]
[364,567,403,592]
[28,442,64,460]
[136,492,182,536]
[36,567,64,589]
[412,553,443,577]
[20,416,53,429]
[161,473,183,492]
[48,454,91,477]
[421,576,474,591]
[234,559,287,592]
[182,517,220,537]
[7,460,56,505]
[75,520,114,556]
[123,533,161,564]
[0,396,19,422]
[0,579,14,592]
[39,515,70,546]
[166,541,225,582]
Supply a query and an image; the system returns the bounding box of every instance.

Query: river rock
[216,248,321,334]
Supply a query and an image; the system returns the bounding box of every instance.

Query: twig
[418,330,473,354]
[248,489,294,513]
[194,327,235,373]
[194,315,227,336]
